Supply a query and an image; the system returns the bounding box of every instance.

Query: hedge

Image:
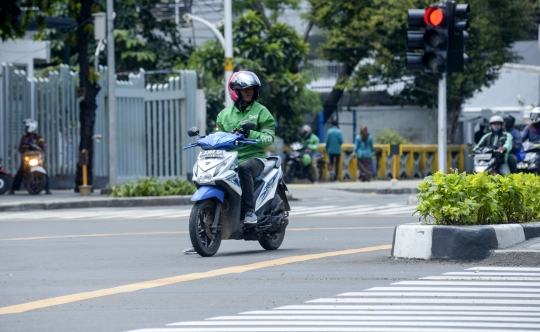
[415,171,540,225]
[111,177,196,197]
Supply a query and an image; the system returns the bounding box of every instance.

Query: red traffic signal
[424,7,444,26]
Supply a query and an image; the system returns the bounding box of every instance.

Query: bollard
[78,149,92,196]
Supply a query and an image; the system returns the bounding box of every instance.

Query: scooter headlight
[213,157,231,176]
[198,172,212,183]
[29,159,39,167]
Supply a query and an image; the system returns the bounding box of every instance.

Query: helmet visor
[230,72,261,90]
[531,112,540,123]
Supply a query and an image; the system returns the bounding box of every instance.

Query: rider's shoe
[243,210,258,224]
[183,246,197,255]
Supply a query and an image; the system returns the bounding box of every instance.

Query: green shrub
[374,128,411,145]
[415,171,540,225]
[111,177,196,197]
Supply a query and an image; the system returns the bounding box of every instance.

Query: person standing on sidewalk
[352,126,373,182]
[325,120,343,181]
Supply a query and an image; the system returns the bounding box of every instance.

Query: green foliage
[415,171,540,225]
[374,128,411,145]
[184,10,321,142]
[111,177,196,197]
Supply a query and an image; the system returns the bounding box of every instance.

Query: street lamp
[183,0,233,108]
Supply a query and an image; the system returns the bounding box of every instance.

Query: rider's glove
[237,128,250,138]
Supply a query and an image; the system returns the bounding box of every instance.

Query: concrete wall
[326,106,437,144]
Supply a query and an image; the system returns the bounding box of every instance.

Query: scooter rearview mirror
[187,126,200,137]
[239,120,255,131]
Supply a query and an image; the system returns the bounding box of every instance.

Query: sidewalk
[0,180,422,212]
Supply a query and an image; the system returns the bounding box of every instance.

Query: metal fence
[0,62,205,185]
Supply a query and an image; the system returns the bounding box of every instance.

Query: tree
[185,9,320,143]
[306,0,535,142]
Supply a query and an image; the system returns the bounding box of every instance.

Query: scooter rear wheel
[259,227,286,250]
[0,174,12,195]
[189,199,222,257]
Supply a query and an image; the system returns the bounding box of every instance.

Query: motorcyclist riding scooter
[502,113,524,173]
[522,107,540,144]
[473,115,513,176]
[299,125,320,183]
[183,70,278,255]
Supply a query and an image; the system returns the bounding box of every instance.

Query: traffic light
[422,5,449,74]
[406,2,469,75]
[447,3,470,73]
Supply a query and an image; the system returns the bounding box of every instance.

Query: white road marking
[168,321,540,328]
[240,310,540,316]
[128,328,536,332]
[277,305,540,312]
[308,298,540,305]
[444,272,540,276]
[394,281,540,286]
[420,276,540,281]
[208,315,540,322]
[337,292,540,298]
[466,267,540,272]
[364,286,540,293]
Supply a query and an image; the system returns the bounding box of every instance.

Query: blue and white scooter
[183,120,290,257]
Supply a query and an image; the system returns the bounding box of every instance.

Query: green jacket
[216,102,275,164]
[301,133,320,152]
[474,131,513,162]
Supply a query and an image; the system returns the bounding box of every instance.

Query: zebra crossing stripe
[240,310,540,316]
[168,321,540,328]
[466,267,540,272]
[337,291,540,298]
[444,272,540,276]
[364,286,540,293]
[394,280,540,286]
[277,305,540,312]
[308,298,540,305]
[420,276,540,281]
[129,328,536,332]
[308,205,379,216]
[208,315,540,322]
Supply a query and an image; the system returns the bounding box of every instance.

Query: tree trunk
[447,100,463,144]
[311,63,355,135]
[74,0,101,191]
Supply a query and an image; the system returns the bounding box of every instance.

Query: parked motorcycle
[471,146,504,175]
[0,157,12,195]
[183,120,290,257]
[284,142,323,183]
[517,142,540,175]
[21,144,48,194]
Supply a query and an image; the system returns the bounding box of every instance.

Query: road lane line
[0,244,390,315]
[0,227,393,241]
[0,232,186,241]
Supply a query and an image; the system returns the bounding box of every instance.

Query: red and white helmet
[228,71,261,102]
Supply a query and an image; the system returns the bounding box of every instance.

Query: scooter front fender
[191,186,224,202]
[30,166,47,174]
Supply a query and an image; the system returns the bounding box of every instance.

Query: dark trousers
[11,163,50,192]
[508,153,518,174]
[238,158,264,212]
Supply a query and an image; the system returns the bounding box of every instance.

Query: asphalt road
[1,186,539,332]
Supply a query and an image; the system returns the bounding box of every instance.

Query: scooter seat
[259,156,281,178]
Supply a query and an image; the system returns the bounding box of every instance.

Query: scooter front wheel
[25,172,46,195]
[0,174,12,195]
[189,199,222,257]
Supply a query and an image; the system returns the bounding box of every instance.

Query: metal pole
[438,73,447,173]
[107,0,117,186]
[224,0,233,108]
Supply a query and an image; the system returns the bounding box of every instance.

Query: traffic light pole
[438,73,447,174]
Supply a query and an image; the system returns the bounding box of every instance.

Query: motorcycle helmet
[530,107,540,124]
[23,119,38,133]
[502,113,515,130]
[301,153,312,166]
[299,125,312,139]
[228,71,261,102]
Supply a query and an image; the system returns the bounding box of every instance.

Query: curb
[0,196,194,212]
[391,222,540,261]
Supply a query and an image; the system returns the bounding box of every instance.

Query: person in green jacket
[474,115,512,175]
[299,124,320,183]
[325,120,344,181]
[184,71,275,254]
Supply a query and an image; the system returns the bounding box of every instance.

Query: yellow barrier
[277,143,467,181]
